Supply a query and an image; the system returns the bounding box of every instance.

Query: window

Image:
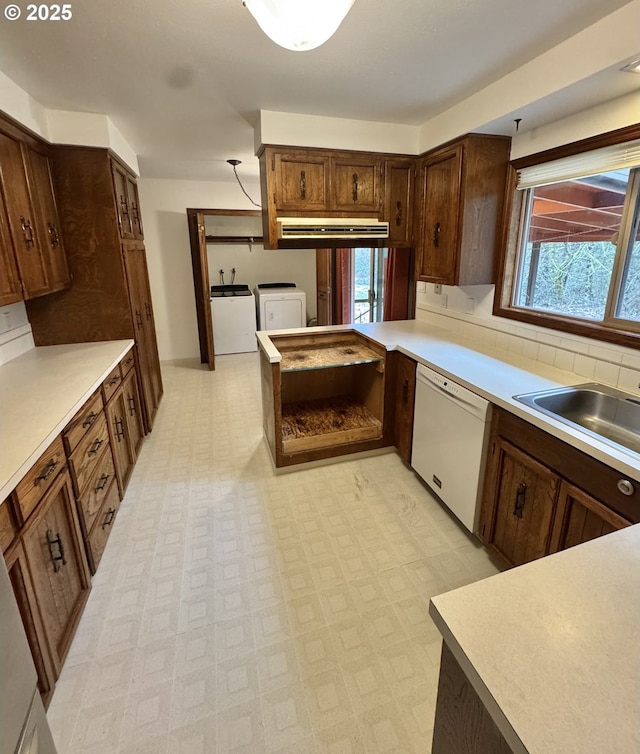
[352,247,387,323]
[496,128,640,345]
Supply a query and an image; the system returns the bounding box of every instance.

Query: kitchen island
[257,320,640,482]
[429,524,640,753]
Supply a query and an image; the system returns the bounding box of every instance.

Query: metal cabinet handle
[513,481,527,518]
[352,173,359,202]
[300,170,306,200]
[131,203,140,222]
[402,378,409,403]
[46,529,66,572]
[115,417,125,441]
[433,222,441,248]
[617,479,635,496]
[82,411,98,428]
[47,222,60,248]
[135,310,143,329]
[95,473,110,493]
[127,394,136,416]
[144,302,151,321]
[34,459,59,485]
[395,200,403,227]
[120,195,130,218]
[88,438,104,457]
[102,508,116,529]
[108,375,121,386]
[20,217,35,248]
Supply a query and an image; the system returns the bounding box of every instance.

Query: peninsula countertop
[256,320,640,482]
[0,340,134,502]
[429,524,640,753]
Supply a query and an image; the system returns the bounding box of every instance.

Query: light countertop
[256,320,640,482]
[0,341,134,502]
[429,524,640,753]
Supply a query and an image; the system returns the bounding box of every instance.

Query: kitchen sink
[514,383,640,455]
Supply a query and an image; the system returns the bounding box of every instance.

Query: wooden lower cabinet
[105,384,135,496]
[4,539,57,704]
[122,366,144,459]
[387,351,416,464]
[432,642,513,754]
[550,481,630,553]
[85,479,120,572]
[479,407,637,568]
[20,469,91,677]
[483,438,560,568]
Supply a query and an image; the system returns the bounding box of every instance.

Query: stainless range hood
[277,217,389,240]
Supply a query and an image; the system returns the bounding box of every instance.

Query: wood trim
[187,209,214,370]
[511,124,640,170]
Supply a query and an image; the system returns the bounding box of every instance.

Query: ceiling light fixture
[243,0,355,52]
[227,159,261,208]
[621,59,640,73]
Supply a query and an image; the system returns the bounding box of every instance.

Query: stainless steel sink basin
[514,383,640,455]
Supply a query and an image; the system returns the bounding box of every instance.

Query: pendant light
[243,0,355,52]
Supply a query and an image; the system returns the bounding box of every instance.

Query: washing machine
[255,283,307,331]
[210,284,257,354]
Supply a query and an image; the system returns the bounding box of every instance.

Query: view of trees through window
[353,247,386,323]
[515,167,640,325]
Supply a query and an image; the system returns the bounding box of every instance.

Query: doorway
[352,247,387,323]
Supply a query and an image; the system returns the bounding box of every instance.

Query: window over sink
[495,127,640,346]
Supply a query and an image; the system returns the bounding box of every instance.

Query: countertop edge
[0,340,134,502]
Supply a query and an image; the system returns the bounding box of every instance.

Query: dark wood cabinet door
[126,175,144,239]
[0,198,22,305]
[274,152,330,212]
[482,438,559,568]
[0,132,49,297]
[385,159,414,247]
[27,147,71,293]
[122,243,163,430]
[391,352,416,464]
[332,155,381,213]
[111,162,133,238]
[5,540,57,704]
[419,148,461,284]
[550,481,631,553]
[122,368,144,460]
[105,388,134,496]
[21,470,91,674]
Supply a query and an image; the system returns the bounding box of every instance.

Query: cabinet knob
[617,479,635,496]
[47,222,60,248]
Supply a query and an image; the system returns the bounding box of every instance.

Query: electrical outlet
[416,281,426,294]
[441,294,448,309]
[434,283,442,294]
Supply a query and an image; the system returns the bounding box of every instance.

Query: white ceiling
[0,0,638,183]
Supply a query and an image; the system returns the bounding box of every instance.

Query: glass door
[352,247,387,323]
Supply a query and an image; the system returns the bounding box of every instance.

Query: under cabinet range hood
[277,217,389,240]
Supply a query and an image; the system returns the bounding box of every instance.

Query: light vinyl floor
[47,353,500,754]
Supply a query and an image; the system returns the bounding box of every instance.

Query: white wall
[137,177,269,362]
[207,243,317,323]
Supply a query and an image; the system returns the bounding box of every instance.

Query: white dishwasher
[411,364,492,533]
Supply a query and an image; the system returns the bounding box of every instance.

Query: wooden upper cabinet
[0,197,22,305]
[26,146,71,293]
[384,159,414,248]
[273,151,330,212]
[417,134,510,285]
[112,162,134,239]
[332,154,382,213]
[0,131,49,298]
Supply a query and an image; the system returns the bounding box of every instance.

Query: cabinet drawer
[63,390,104,455]
[76,448,116,534]
[67,412,110,497]
[14,435,66,523]
[120,350,135,377]
[86,481,120,573]
[101,365,123,404]
[0,500,16,552]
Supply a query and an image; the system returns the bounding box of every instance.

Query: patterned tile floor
[47,353,501,753]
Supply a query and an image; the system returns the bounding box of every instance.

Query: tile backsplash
[0,302,34,365]
[416,284,640,396]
